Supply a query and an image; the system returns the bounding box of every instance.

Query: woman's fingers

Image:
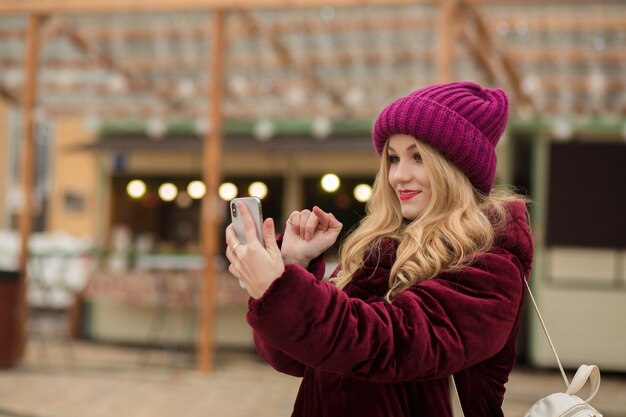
[304,211,319,241]
[225,225,243,279]
[312,206,342,231]
[288,211,301,235]
[298,209,311,239]
[224,225,237,249]
[237,202,259,245]
[225,212,285,298]
[287,207,341,240]
[225,224,248,279]
[262,218,280,253]
[327,212,342,230]
[312,206,331,229]
[225,242,238,264]
[225,224,241,249]
[228,263,240,277]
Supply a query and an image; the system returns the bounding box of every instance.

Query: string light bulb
[321,174,340,193]
[127,180,147,199]
[354,184,372,203]
[158,183,178,202]
[248,182,268,199]
[219,183,238,201]
[188,181,207,199]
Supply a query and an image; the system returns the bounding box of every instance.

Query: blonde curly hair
[330,137,526,301]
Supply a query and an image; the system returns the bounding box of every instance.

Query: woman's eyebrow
[387,144,417,153]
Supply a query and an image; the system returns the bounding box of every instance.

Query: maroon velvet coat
[247,202,534,417]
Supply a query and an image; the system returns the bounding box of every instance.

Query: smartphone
[230,196,264,247]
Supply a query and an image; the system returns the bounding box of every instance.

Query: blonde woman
[225,82,534,417]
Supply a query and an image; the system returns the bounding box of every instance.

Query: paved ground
[0,338,625,417]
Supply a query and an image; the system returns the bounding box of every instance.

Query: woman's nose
[392,160,412,182]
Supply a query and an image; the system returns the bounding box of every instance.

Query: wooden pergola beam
[55,22,184,113]
[39,100,626,120]
[1,0,622,13]
[4,14,626,40]
[442,0,534,116]
[235,10,349,116]
[5,46,625,75]
[0,84,19,105]
[460,0,536,114]
[0,0,424,14]
[0,48,437,74]
[457,25,499,85]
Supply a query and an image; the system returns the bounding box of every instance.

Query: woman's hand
[281,206,343,268]
[225,202,284,299]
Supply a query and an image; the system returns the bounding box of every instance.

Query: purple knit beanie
[372,81,509,195]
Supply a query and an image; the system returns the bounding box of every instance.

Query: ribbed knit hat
[372,81,509,195]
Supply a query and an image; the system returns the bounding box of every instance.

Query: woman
[225,81,534,417]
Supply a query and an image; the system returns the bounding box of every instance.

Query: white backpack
[448,279,603,417]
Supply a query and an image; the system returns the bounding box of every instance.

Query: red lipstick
[398,190,421,201]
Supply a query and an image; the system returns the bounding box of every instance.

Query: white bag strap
[448,277,601,417]
[523,277,571,388]
[566,364,601,402]
[448,375,465,417]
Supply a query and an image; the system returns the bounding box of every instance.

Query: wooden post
[197,9,225,373]
[437,0,455,83]
[16,14,45,360]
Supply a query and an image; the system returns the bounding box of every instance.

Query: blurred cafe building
[0,0,625,371]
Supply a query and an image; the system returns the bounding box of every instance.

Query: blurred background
[0,1,625,416]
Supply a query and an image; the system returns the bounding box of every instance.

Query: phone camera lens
[231,203,237,217]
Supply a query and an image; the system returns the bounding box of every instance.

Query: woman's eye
[413,153,422,163]
[388,155,399,164]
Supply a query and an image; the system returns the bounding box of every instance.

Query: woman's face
[387,134,432,220]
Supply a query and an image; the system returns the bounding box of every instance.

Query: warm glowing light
[158,183,178,202]
[354,184,372,203]
[127,180,146,199]
[187,181,206,199]
[219,183,238,201]
[248,182,268,199]
[321,174,340,193]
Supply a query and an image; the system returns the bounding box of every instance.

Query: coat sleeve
[250,235,326,376]
[247,248,524,383]
[253,331,306,377]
